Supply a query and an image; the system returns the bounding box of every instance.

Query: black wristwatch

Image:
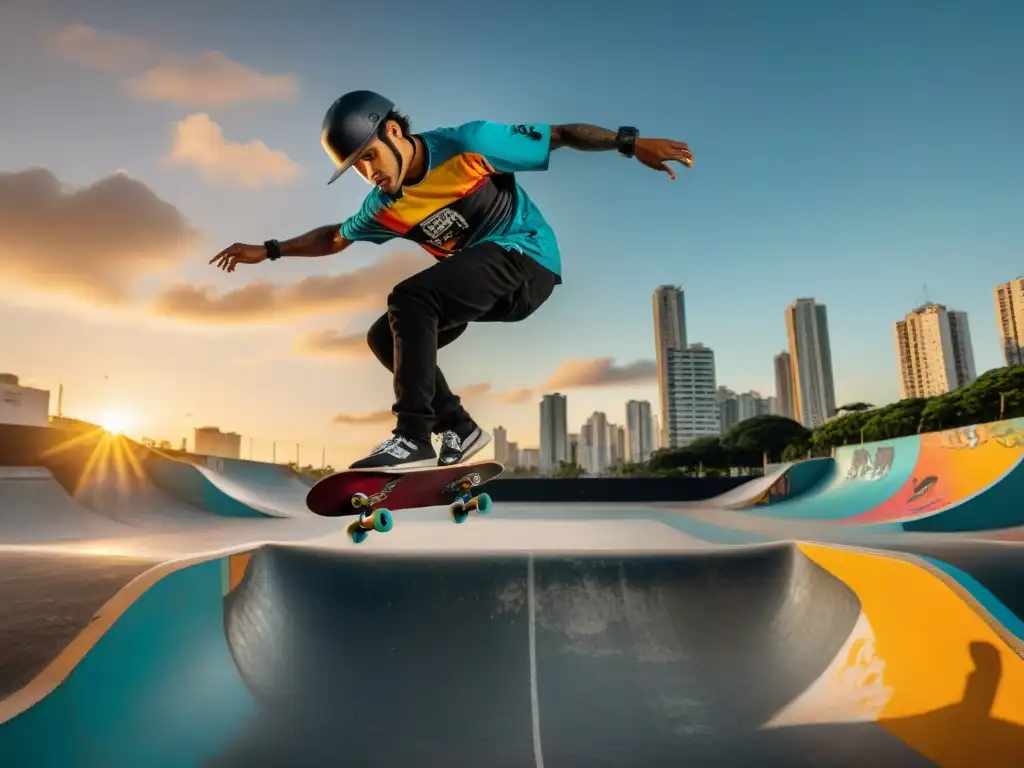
[264,239,281,261]
[615,126,639,158]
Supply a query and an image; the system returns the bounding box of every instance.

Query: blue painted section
[144,455,273,518]
[782,457,836,499]
[741,435,921,521]
[201,455,316,490]
[0,558,256,766]
[899,456,1024,533]
[916,555,1024,645]
[659,514,771,545]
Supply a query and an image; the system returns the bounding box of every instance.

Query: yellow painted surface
[227,553,252,592]
[798,542,1024,767]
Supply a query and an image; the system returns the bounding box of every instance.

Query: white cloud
[53,24,298,107]
[168,113,300,188]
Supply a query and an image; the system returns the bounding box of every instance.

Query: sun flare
[98,408,134,436]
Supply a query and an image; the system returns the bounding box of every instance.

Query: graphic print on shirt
[339,121,557,264]
[369,150,519,258]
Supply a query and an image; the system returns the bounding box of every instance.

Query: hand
[209,242,267,272]
[634,138,694,180]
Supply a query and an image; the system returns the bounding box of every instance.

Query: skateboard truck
[448,472,493,524]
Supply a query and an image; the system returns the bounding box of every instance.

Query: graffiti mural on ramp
[843,419,1024,526]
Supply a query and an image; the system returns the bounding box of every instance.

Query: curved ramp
[2,542,1022,765]
[715,457,834,509]
[731,419,1024,533]
[0,424,279,522]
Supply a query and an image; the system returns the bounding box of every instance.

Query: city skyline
[4,273,1018,466]
[1,3,1020,468]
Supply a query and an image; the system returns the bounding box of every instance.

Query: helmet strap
[378,123,417,194]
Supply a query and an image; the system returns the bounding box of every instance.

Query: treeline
[610,364,1024,477]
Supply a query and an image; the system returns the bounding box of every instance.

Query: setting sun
[97,407,134,436]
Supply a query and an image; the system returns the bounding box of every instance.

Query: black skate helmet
[320,90,402,185]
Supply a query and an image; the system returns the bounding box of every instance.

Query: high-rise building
[652,415,660,450]
[539,393,568,472]
[785,298,837,429]
[493,426,509,464]
[773,352,795,419]
[995,278,1024,366]
[519,448,540,469]
[653,285,686,448]
[568,433,580,466]
[585,411,610,475]
[894,304,977,398]
[579,423,592,473]
[625,399,654,463]
[737,390,770,421]
[608,423,626,467]
[665,344,719,446]
[716,386,740,434]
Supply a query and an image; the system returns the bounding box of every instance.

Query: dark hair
[384,109,411,137]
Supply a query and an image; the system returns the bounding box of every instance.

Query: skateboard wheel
[371,508,394,532]
[350,527,369,544]
[476,493,493,514]
[449,501,469,524]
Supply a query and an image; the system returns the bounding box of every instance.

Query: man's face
[353,121,405,194]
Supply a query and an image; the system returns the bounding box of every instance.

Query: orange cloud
[332,410,393,426]
[53,23,152,71]
[0,167,200,305]
[541,357,657,389]
[127,51,298,106]
[150,251,434,323]
[328,380,532,428]
[53,24,298,106]
[293,329,367,358]
[168,113,299,188]
[500,387,535,405]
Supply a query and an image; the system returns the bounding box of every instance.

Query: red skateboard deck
[305,461,504,543]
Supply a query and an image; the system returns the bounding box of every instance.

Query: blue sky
[1,0,1021,466]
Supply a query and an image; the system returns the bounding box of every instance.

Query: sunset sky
[2,0,1021,468]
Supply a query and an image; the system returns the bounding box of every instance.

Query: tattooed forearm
[550,124,619,151]
[279,224,350,257]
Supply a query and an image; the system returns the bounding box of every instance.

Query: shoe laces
[441,430,462,452]
[370,435,402,455]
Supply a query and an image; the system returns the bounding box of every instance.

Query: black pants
[366,242,558,442]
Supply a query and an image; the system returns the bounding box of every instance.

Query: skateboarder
[210,90,693,470]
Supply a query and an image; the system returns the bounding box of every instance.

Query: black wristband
[616,126,638,158]
[264,239,281,261]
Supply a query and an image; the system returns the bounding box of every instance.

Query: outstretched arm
[209,224,351,272]
[550,123,694,179]
[549,124,619,151]
[276,224,351,257]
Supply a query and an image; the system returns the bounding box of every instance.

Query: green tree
[782,435,812,462]
[859,398,929,441]
[721,415,811,463]
[837,402,874,413]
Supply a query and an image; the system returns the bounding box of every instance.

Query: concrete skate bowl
[712,457,834,509]
[1,543,1023,766]
[0,424,279,527]
[732,418,1024,533]
[169,452,315,517]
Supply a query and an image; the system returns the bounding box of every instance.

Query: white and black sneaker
[437,422,492,466]
[349,433,437,470]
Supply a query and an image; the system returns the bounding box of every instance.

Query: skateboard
[305,461,504,543]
